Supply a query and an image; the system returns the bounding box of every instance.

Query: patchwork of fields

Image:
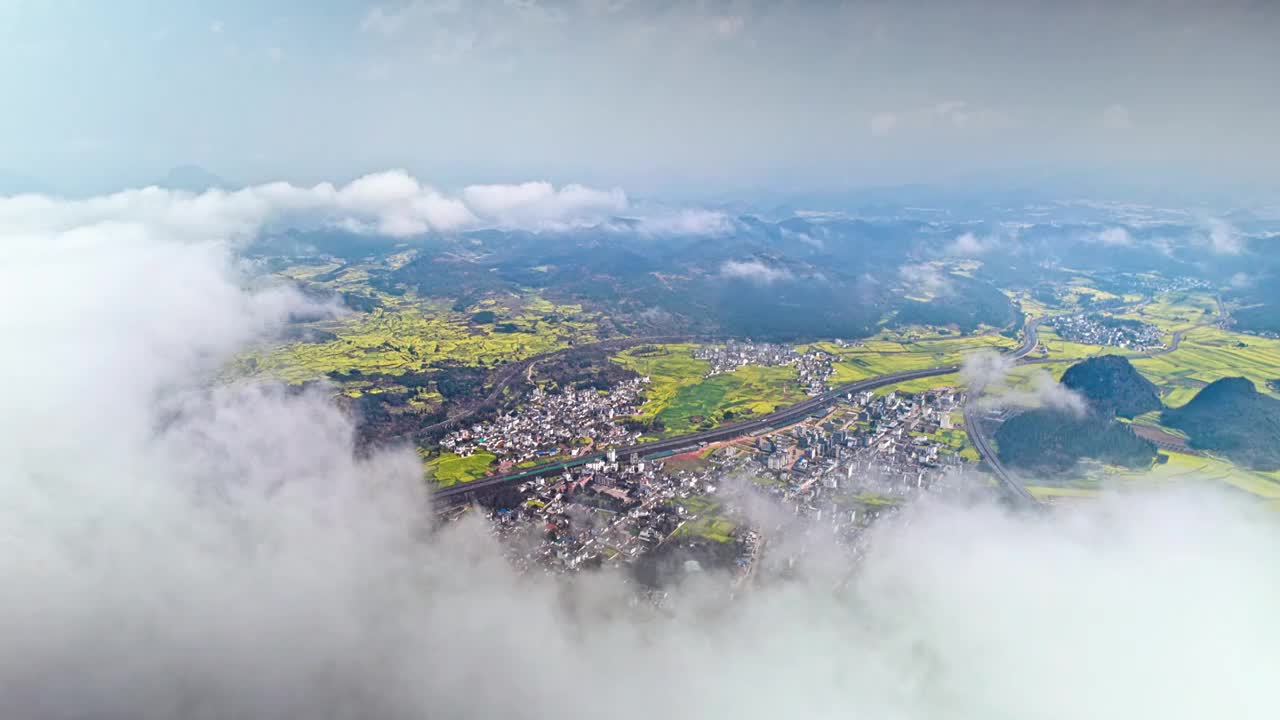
[249,266,1280,500]
[611,345,806,434]
[426,450,498,487]
[803,332,1017,385]
[1026,449,1280,508]
[239,292,602,385]
[1133,326,1280,406]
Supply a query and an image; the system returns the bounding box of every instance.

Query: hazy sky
[3,0,1278,197]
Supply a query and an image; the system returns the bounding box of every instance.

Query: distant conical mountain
[1060,355,1162,418]
[1162,377,1280,470]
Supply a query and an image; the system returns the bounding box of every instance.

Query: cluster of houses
[1048,313,1164,350]
[440,377,649,465]
[692,340,835,395]
[478,386,971,581]
[755,387,966,494]
[485,452,719,574]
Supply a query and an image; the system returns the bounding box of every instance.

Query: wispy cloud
[1205,218,1244,255]
[899,263,953,296]
[945,231,1002,256]
[721,258,793,284]
[1091,226,1134,246]
[962,350,1087,416]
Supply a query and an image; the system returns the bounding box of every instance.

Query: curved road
[435,317,1045,507]
[961,318,1042,506]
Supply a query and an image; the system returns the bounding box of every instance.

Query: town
[693,340,835,395]
[476,383,971,584]
[440,377,650,468]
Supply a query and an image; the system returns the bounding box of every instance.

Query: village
[477,382,971,584]
[1047,313,1164,350]
[693,340,835,395]
[439,377,650,468]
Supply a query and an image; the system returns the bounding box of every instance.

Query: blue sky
[3,0,1278,199]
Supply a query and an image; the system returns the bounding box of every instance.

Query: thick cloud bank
[0,170,721,240]
[1,191,1278,719]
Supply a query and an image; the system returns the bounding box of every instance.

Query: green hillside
[1162,377,1280,470]
[995,408,1157,474]
[1060,355,1162,418]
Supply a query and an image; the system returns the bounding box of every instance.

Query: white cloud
[1206,218,1244,255]
[780,226,824,249]
[945,231,1000,256]
[626,207,734,236]
[1230,272,1253,289]
[1093,227,1134,246]
[962,350,1087,416]
[721,258,793,284]
[461,181,626,229]
[1102,103,1132,130]
[0,171,654,239]
[899,263,953,296]
[210,20,224,34]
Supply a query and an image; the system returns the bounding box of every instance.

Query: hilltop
[1162,377,1280,470]
[1060,355,1162,418]
[993,355,1160,473]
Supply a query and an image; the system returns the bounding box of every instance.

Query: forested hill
[1060,355,1163,418]
[994,355,1165,473]
[1162,377,1280,470]
[994,408,1156,474]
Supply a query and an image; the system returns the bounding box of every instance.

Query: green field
[910,411,980,462]
[872,371,962,397]
[612,345,808,434]
[1112,292,1217,336]
[1055,449,1280,502]
[671,495,736,543]
[239,292,601,384]
[1132,326,1280,407]
[802,332,1017,385]
[425,450,497,487]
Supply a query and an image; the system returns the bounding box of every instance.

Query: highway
[961,318,1042,506]
[434,317,1045,507]
[962,402,1037,505]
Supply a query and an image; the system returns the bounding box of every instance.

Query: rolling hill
[1162,377,1280,470]
[1060,355,1162,418]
